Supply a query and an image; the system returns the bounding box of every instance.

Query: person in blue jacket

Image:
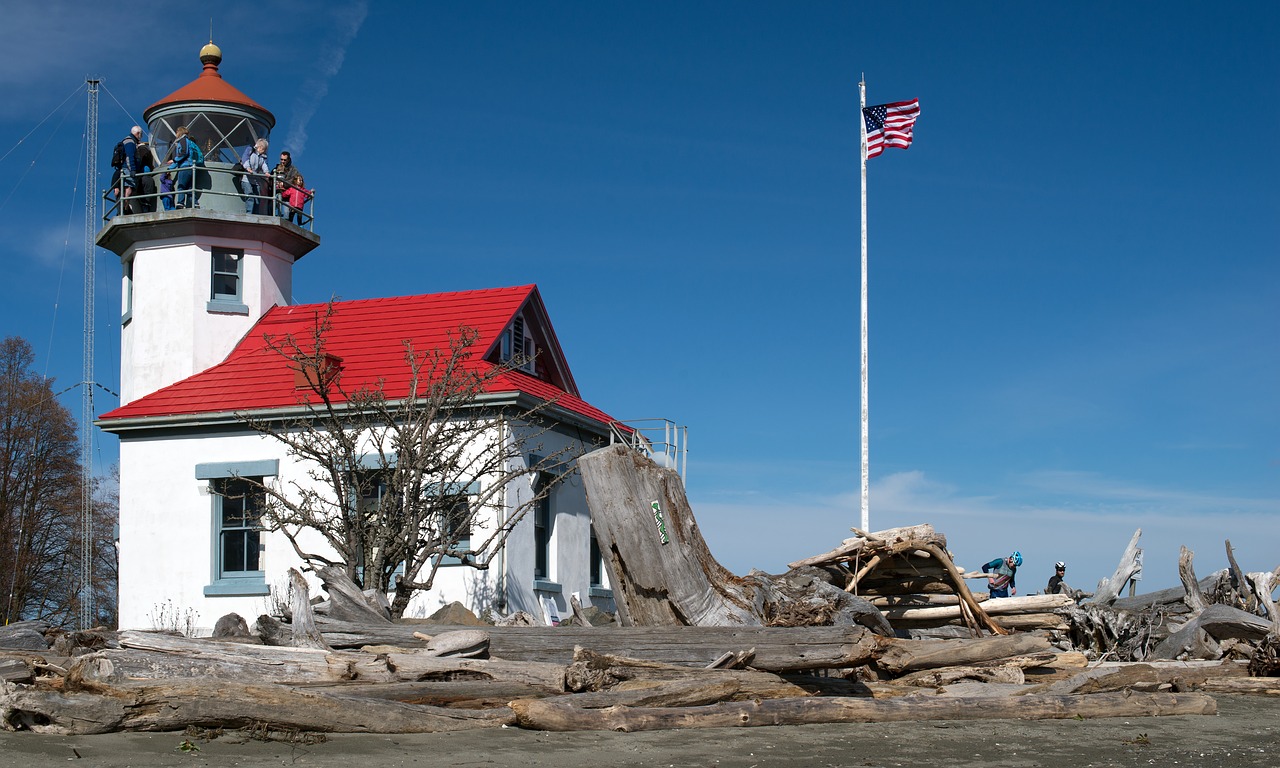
[981,551,1021,598]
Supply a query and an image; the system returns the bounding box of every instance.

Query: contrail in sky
[282,1,368,158]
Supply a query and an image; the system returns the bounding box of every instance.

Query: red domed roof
[143,43,275,126]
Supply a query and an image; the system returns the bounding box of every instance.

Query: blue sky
[2,2,1276,594]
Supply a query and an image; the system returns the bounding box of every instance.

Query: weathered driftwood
[1178,546,1208,612]
[82,632,392,684]
[1148,604,1279,661]
[787,525,943,570]
[284,679,562,708]
[508,691,1216,732]
[881,594,1073,621]
[894,613,1069,633]
[1028,660,1250,695]
[289,568,331,650]
[580,444,755,626]
[874,633,1051,675]
[1224,540,1257,614]
[872,593,989,607]
[894,664,1026,687]
[382,651,566,689]
[314,565,393,624]
[1197,677,1280,695]
[550,677,744,709]
[1250,570,1279,621]
[578,445,892,633]
[1,679,513,735]
[1109,572,1226,613]
[564,647,808,700]
[1090,528,1143,606]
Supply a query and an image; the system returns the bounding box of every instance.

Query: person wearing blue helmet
[981,551,1021,598]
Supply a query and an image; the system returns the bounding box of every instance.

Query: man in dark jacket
[1046,562,1068,594]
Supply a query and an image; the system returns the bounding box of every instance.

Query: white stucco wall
[115,419,612,633]
[120,236,293,404]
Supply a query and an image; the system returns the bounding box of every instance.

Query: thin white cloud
[690,468,1279,594]
[279,2,368,158]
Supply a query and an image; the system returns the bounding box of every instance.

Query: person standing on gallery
[239,138,271,214]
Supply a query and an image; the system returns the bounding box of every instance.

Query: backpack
[110,137,132,169]
[188,138,204,166]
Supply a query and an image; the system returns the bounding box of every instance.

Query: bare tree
[234,304,583,618]
[1,336,116,627]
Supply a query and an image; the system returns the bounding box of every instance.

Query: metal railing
[103,163,316,230]
[609,418,688,481]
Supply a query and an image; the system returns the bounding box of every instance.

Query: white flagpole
[859,79,870,533]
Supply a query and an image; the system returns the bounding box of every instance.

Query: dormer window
[502,316,537,374]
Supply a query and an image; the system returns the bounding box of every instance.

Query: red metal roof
[99,285,618,428]
[144,48,274,124]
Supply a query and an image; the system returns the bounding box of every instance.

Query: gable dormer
[491,292,577,395]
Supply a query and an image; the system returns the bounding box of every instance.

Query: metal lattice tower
[80,78,99,630]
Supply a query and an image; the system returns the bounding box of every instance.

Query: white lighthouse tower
[97,42,319,405]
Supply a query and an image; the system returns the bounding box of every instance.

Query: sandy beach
[1,694,1275,768]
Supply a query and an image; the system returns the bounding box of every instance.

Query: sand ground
[0,694,1275,768]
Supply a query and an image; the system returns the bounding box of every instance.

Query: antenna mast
[80,78,99,631]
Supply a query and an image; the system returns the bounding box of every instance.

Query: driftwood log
[1,679,513,735]
[508,691,1216,732]
[1090,528,1144,605]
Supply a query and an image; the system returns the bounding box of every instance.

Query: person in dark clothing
[1046,561,1068,594]
[113,125,143,213]
[135,142,157,213]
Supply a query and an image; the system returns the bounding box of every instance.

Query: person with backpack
[134,142,158,213]
[169,126,203,209]
[111,126,144,214]
[981,551,1021,598]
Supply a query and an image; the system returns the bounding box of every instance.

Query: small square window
[211,249,243,302]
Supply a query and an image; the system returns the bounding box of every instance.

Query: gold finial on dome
[199,41,223,66]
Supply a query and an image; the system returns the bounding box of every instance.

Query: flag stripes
[863,98,920,158]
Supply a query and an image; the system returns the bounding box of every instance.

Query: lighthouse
[96,42,319,405]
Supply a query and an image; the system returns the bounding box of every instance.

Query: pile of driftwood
[0,604,1243,735]
[580,445,1280,666]
[2,444,1277,735]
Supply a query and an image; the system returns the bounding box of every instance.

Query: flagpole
[859,79,870,534]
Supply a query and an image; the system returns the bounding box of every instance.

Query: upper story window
[208,247,249,315]
[122,258,134,325]
[501,316,537,374]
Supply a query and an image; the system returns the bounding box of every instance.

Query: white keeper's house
[95,43,625,632]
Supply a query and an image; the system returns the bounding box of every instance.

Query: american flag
[863,99,920,159]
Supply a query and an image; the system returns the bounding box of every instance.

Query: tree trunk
[509,691,1216,732]
[312,621,885,672]
[289,568,331,650]
[564,647,809,700]
[874,633,1051,675]
[1,679,513,735]
[1090,528,1143,605]
[1178,546,1208,612]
